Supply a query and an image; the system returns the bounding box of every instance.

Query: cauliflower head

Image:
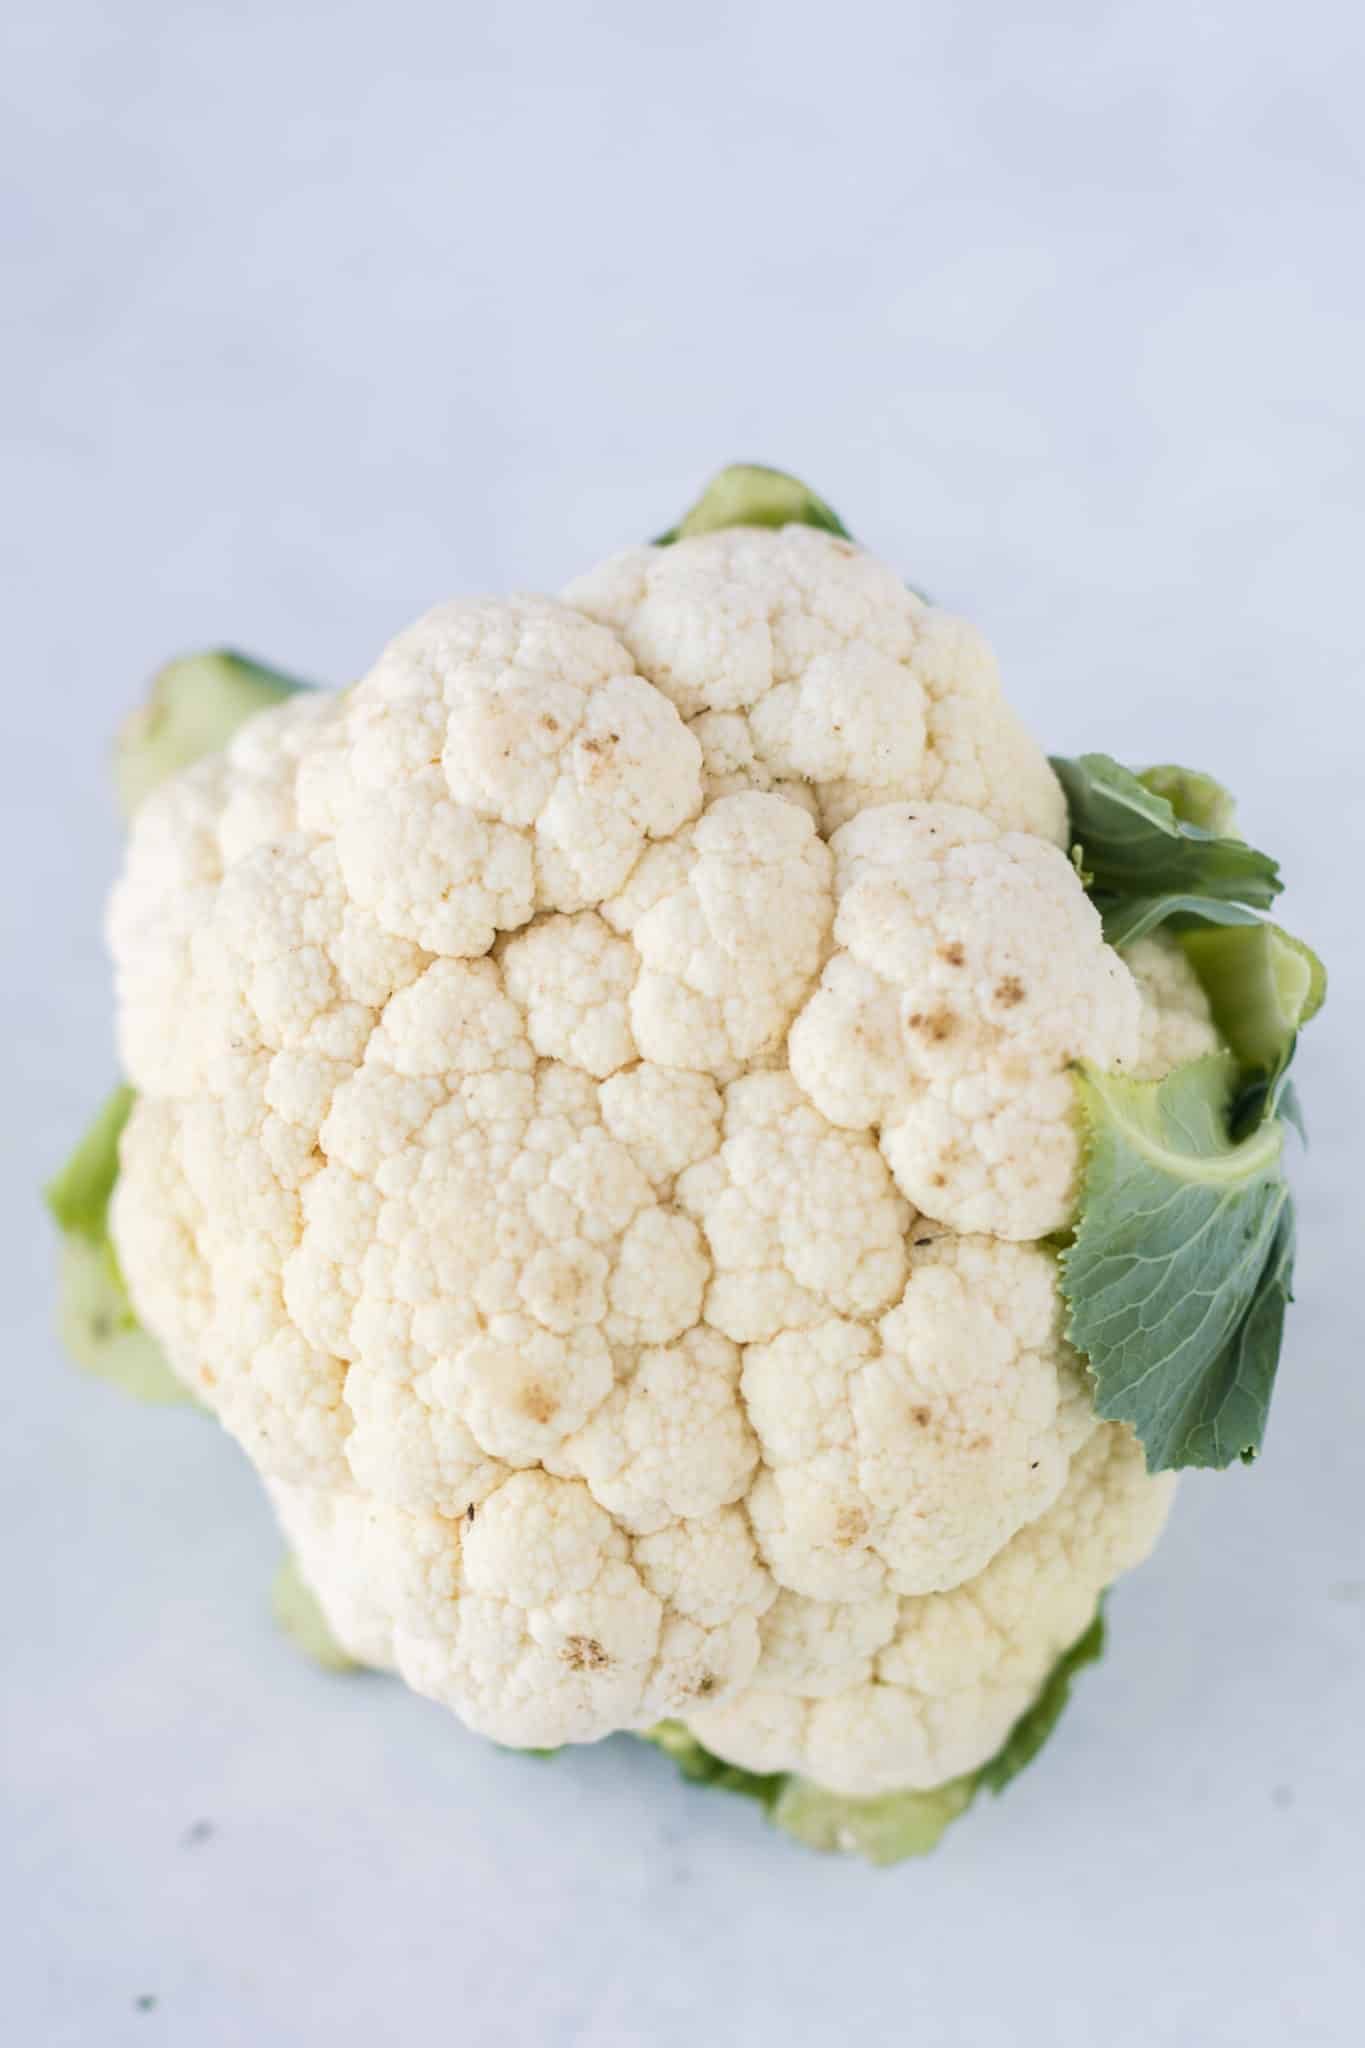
[107,521,1207,1801]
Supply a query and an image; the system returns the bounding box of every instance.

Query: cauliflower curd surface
[110,527,1204,1796]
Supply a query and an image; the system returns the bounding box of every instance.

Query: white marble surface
[3,4,1362,2043]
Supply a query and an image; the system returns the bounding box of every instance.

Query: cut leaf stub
[46,1083,137,1241]
[114,650,310,817]
[656,463,851,545]
[46,1084,189,1405]
[54,1235,190,1405]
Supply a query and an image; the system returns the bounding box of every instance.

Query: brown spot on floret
[912,1405,932,1427]
[561,1636,610,1672]
[854,1017,893,1058]
[832,1505,869,1547]
[518,1382,558,1425]
[577,731,624,783]
[938,942,966,968]
[466,1503,477,1524]
[968,1434,992,1452]
[995,976,1027,1008]
[541,714,560,733]
[930,1172,947,1188]
[908,1009,956,1043]
[539,1261,594,1316]
[694,1674,718,1697]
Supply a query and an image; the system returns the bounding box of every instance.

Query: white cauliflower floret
[500,912,638,1077]
[689,1424,1175,1796]
[752,1588,902,1700]
[373,1471,667,1750]
[110,537,1186,1793]
[325,595,703,949]
[554,1324,758,1534]
[676,1072,911,1343]
[603,792,833,1077]
[788,802,1141,1238]
[741,1235,1098,1603]
[565,525,1067,840]
[597,1066,723,1188]
[110,1097,212,1365]
[268,1484,400,1672]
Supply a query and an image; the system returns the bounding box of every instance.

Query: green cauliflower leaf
[1048,752,1281,948]
[1063,1057,1295,1471]
[1053,752,1325,1473]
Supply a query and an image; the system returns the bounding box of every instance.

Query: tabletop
[3,4,1362,2043]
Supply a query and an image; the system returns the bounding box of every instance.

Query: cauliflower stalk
[49,465,1324,1862]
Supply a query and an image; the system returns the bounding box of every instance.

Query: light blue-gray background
[3,4,1362,2044]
